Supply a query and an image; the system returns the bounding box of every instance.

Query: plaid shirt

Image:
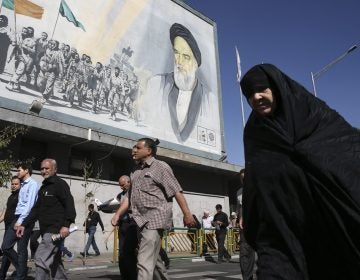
[130,157,182,229]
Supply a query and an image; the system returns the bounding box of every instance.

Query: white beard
[174,64,197,91]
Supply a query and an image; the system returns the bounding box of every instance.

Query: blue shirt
[15,177,39,225]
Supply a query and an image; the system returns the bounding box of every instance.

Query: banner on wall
[0,0,223,158]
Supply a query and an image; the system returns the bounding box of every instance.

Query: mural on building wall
[0,0,222,157]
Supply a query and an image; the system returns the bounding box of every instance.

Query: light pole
[311,44,358,97]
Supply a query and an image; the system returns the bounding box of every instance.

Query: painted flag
[59,0,85,31]
[235,46,246,128]
[235,46,241,82]
[2,0,44,19]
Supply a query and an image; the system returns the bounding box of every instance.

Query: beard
[174,64,197,91]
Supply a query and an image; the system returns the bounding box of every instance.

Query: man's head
[215,204,222,213]
[96,62,103,70]
[118,175,131,191]
[48,40,59,51]
[16,162,32,181]
[41,32,48,40]
[21,27,28,39]
[170,23,201,91]
[26,27,34,38]
[10,176,21,192]
[0,15,8,28]
[63,44,70,53]
[203,210,209,218]
[241,66,277,116]
[40,159,57,179]
[114,67,120,76]
[133,138,160,162]
[88,204,95,212]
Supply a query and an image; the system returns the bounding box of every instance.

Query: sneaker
[66,253,74,262]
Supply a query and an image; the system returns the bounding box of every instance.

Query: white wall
[0,173,228,254]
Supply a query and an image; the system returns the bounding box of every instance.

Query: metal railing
[112,227,241,261]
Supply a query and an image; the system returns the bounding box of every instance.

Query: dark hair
[16,162,32,176]
[11,176,20,181]
[88,204,94,210]
[215,204,222,210]
[138,138,160,156]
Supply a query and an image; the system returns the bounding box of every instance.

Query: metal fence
[112,227,241,261]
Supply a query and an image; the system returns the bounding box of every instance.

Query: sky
[183,0,360,166]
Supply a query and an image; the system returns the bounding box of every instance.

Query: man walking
[0,176,21,280]
[16,158,76,280]
[116,175,138,280]
[2,163,39,280]
[212,204,231,263]
[81,204,104,257]
[112,138,195,280]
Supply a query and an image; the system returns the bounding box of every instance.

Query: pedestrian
[0,176,21,280]
[240,63,360,279]
[60,239,74,262]
[229,212,238,228]
[238,169,255,280]
[116,175,138,280]
[212,204,231,263]
[111,137,195,280]
[201,210,216,255]
[16,158,76,280]
[2,163,39,280]
[81,204,105,257]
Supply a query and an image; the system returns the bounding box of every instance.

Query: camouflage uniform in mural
[99,66,111,109]
[64,54,83,107]
[37,40,64,100]
[108,67,123,120]
[6,28,36,91]
[89,62,104,114]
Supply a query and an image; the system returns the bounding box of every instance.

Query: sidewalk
[55,252,117,272]
[3,252,240,276]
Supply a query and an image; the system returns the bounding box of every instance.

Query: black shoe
[80,252,90,257]
[95,252,100,256]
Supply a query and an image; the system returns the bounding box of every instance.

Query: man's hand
[59,227,70,239]
[13,223,21,231]
[183,213,195,227]
[111,214,119,227]
[16,226,25,238]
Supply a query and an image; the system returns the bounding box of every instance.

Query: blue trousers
[84,226,100,254]
[1,221,33,280]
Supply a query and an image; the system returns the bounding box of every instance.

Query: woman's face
[248,88,276,116]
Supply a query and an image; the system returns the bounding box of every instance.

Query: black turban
[170,23,201,67]
[240,65,271,98]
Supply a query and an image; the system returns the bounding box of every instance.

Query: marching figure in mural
[145,23,214,144]
[0,15,13,74]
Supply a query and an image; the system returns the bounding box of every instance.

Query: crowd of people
[0,16,140,120]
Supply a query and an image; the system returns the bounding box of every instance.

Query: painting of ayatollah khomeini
[145,23,216,145]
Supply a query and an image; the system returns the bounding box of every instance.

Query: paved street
[67,260,243,280]
[15,254,248,280]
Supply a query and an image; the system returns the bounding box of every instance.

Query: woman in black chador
[240,64,360,280]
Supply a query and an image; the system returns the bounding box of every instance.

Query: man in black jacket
[0,176,20,280]
[212,204,231,263]
[81,204,104,257]
[17,158,76,280]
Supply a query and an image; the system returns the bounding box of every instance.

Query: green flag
[59,0,85,31]
[2,0,14,10]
